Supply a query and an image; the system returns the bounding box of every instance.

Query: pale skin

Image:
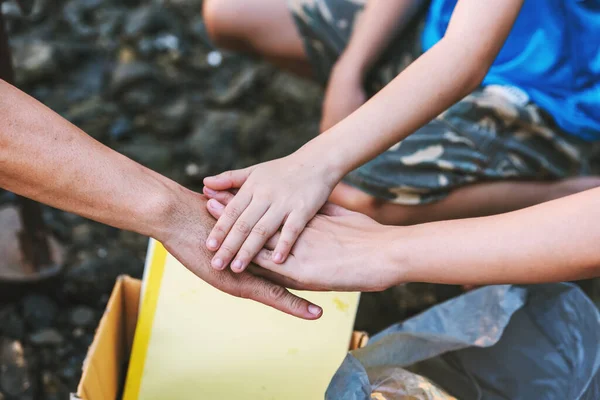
[202,0,530,273]
[205,190,600,292]
[0,79,323,320]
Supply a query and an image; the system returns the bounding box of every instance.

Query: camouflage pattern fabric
[288,0,600,204]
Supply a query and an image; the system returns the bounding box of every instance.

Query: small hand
[158,192,323,320]
[206,195,401,292]
[320,62,367,132]
[203,152,341,273]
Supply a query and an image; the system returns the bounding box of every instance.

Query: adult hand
[320,61,367,132]
[205,193,402,292]
[156,191,323,320]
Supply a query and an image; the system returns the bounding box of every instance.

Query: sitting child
[200,0,600,273]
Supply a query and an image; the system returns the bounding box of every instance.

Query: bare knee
[203,0,246,49]
[550,177,600,200]
[330,184,385,221]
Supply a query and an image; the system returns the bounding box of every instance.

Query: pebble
[109,61,159,96]
[207,51,223,67]
[0,339,34,399]
[109,116,135,141]
[123,5,181,39]
[29,329,64,346]
[0,306,25,340]
[13,41,58,85]
[69,306,95,327]
[21,295,58,331]
[213,65,265,106]
[187,111,241,173]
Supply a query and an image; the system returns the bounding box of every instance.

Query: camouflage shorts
[288,0,600,204]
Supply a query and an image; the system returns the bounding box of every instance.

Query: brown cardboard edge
[75,276,367,400]
[74,275,141,400]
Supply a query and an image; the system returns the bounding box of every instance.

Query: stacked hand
[204,192,401,293]
[203,151,341,273]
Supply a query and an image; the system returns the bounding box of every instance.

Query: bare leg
[330,177,600,226]
[203,0,313,77]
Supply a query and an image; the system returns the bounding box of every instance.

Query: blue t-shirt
[422,0,600,141]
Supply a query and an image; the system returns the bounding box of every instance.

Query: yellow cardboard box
[73,275,368,400]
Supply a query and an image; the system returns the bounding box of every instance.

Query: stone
[71,224,95,247]
[237,105,274,154]
[267,71,323,108]
[149,96,191,136]
[21,295,58,331]
[64,248,143,303]
[63,0,104,37]
[0,339,34,399]
[186,111,241,174]
[109,116,134,141]
[118,230,148,251]
[0,306,25,340]
[68,306,95,327]
[64,97,117,141]
[13,41,59,85]
[212,64,267,106]
[123,5,182,39]
[110,61,159,97]
[29,329,64,346]
[118,136,173,171]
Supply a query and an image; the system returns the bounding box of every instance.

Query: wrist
[293,140,348,188]
[335,50,370,80]
[381,224,423,286]
[332,55,367,84]
[134,174,200,243]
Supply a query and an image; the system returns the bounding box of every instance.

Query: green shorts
[288,0,600,204]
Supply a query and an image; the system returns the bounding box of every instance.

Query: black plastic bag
[327,283,600,400]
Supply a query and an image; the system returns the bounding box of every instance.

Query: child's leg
[332,87,600,225]
[331,178,600,226]
[203,0,313,77]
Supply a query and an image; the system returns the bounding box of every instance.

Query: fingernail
[204,187,216,196]
[308,305,322,316]
[212,258,223,269]
[207,238,218,249]
[273,253,283,263]
[232,259,243,271]
[208,199,223,210]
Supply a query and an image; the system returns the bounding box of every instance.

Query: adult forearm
[393,187,600,285]
[0,79,183,240]
[339,0,426,76]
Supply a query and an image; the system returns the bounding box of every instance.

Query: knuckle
[258,250,271,261]
[252,224,269,238]
[289,295,305,311]
[212,224,227,236]
[279,240,292,250]
[237,248,253,262]
[286,224,302,236]
[225,206,241,220]
[218,244,235,258]
[268,285,288,301]
[235,220,251,235]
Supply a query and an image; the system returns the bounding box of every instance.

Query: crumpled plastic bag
[369,366,457,400]
[327,283,600,400]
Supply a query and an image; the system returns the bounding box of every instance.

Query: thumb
[319,202,355,217]
[203,166,254,190]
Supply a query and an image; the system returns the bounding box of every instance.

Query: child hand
[203,152,341,273]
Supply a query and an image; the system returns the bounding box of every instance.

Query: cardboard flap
[76,275,141,400]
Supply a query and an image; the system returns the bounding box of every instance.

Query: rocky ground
[0,0,597,399]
